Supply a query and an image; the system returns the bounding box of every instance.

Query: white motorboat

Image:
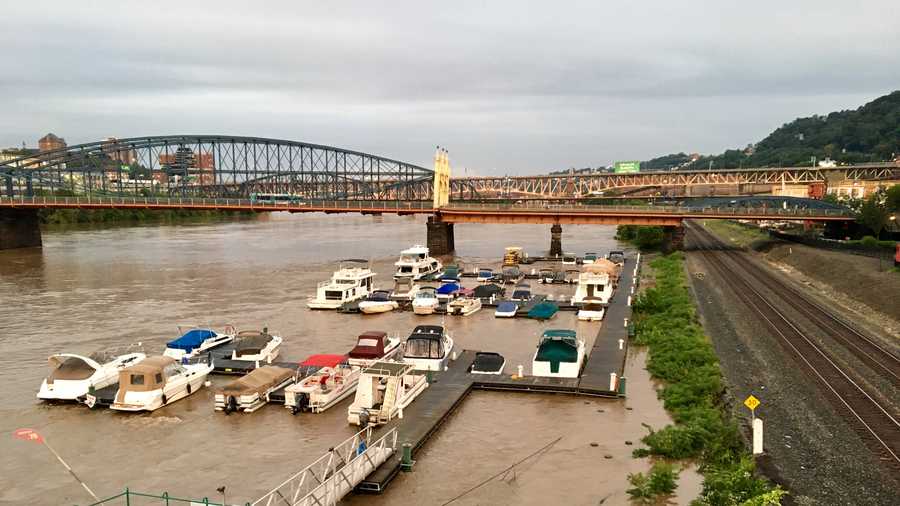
[215,365,295,414]
[307,259,377,309]
[532,329,585,378]
[37,351,145,401]
[403,325,454,372]
[285,355,360,414]
[494,301,519,318]
[347,331,402,367]
[476,268,495,283]
[230,329,282,364]
[163,326,235,361]
[412,287,440,315]
[111,356,212,412]
[573,268,613,321]
[469,352,506,375]
[394,245,442,281]
[358,290,399,314]
[390,277,420,301]
[448,297,482,316]
[347,361,429,426]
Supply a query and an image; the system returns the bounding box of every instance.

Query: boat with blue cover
[163,326,235,361]
[494,301,519,318]
[532,329,585,378]
[436,282,461,301]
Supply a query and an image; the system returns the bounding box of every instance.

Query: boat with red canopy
[347,331,401,367]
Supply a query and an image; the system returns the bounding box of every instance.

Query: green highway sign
[613,161,640,174]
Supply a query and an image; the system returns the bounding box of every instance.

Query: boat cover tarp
[512,289,531,300]
[301,354,347,368]
[535,338,577,373]
[234,331,274,357]
[496,301,518,314]
[528,301,559,320]
[48,355,97,382]
[167,329,217,352]
[217,366,294,397]
[474,284,504,298]
[471,352,505,373]
[436,283,460,295]
[349,331,388,359]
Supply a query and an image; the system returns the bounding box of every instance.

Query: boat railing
[252,426,398,506]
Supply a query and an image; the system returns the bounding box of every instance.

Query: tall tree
[857,194,889,237]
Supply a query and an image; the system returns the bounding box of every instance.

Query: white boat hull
[112,364,212,412]
[532,343,585,379]
[577,309,605,321]
[359,301,398,314]
[38,352,145,401]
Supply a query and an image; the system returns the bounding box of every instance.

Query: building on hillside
[159,148,215,185]
[101,137,137,165]
[38,133,66,152]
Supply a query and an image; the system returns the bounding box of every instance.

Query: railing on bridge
[0,195,433,212]
[251,426,398,506]
[442,202,854,218]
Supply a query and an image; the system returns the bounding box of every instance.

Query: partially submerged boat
[358,290,399,314]
[38,351,145,401]
[111,356,212,412]
[307,259,376,309]
[532,329,585,378]
[412,287,440,315]
[394,245,442,281]
[448,297,482,316]
[403,325,454,371]
[469,352,506,375]
[284,355,360,414]
[163,326,234,361]
[347,331,402,367]
[230,330,282,364]
[215,365,295,414]
[347,361,429,426]
[494,301,519,318]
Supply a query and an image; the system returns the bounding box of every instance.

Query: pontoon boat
[447,297,482,316]
[285,355,360,414]
[347,361,429,426]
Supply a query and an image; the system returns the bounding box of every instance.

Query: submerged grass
[632,253,785,505]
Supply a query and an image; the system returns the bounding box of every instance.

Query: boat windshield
[404,337,444,359]
[415,291,436,299]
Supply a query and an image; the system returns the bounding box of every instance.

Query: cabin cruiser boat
[394,245,442,281]
[163,326,235,361]
[390,277,420,301]
[285,355,360,414]
[37,351,145,401]
[469,352,506,375]
[412,287,440,315]
[359,290,399,314]
[573,269,613,321]
[494,301,519,318]
[347,331,402,367]
[347,361,429,426]
[476,268,495,283]
[307,259,377,309]
[230,330,282,364]
[448,297,482,316]
[403,325,454,372]
[583,252,598,264]
[111,356,212,412]
[532,329,585,378]
[436,282,461,302]
[215,365,295,414]
[511,283,532,301]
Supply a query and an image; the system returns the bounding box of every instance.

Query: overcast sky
[1,1,898,174]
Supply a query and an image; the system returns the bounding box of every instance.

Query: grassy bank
[632,253,785,505]
[38,208,256,225]
[703,220,770,249]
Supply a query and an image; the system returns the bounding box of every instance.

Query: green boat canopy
[528,301,559,320]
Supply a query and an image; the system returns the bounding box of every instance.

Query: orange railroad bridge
[0,195,853,253]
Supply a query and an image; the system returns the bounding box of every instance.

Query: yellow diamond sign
[744,395,760,411]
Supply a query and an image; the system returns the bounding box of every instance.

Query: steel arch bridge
[0,135,437,200]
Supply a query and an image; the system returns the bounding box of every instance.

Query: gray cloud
[1,1,898,173]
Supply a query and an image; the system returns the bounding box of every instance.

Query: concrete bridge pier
[550,223,562,256]
[427,215,455,256]
[662,224,685,253]
[0,209,42,250]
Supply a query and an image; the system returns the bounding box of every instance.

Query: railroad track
[685,221,900,470]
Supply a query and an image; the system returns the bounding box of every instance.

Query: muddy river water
[0,213,699,505]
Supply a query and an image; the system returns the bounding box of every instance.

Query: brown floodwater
[0,213,699,505]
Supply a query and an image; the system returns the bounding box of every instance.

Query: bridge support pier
[550,223,562,257]
[662,225,685,253]
[427,216,455,256]
[0,209,42,250]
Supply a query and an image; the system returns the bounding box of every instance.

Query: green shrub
[627,462,680,503]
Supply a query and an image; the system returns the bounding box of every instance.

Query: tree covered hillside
[647,90,900,170]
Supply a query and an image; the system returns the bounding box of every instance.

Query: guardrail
[252,426,398,506]
[0,195,433,211]
[442,202,853,217]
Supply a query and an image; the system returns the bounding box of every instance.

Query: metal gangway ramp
[252,426,398,506]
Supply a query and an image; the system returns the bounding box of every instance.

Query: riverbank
[38,207,257,225]
[631,253,784,505]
